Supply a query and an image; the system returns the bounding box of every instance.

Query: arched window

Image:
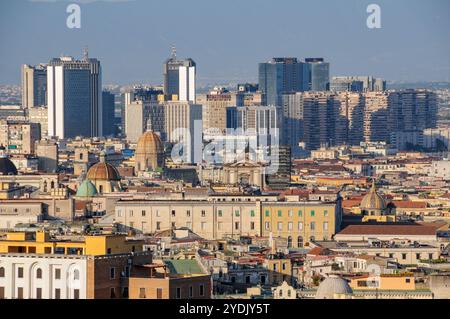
[99,185,104,193]
[287,236,292,248]
[0,267,5,277]
[73,269,80,281]
[50,181,55,189]
[297,236,303,248]
[36,268,42,279]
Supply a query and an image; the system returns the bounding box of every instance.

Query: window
[324,210,329,217]
[298,210,302,217]
[218,210,223,217]
[287,237,292,248]
[110,288,116,299]
[310,222,316,231]
[278,210,282,217]
[0,267,4,277]
[110,267,116,279]
[0,287,4,299]
[199,285,204,297]
[156,222,161,230]
[297,236,303,248]
[189,286,193,298]
[55,268,61,280]
[288,222,293,231]
[107,248,112,254]
[298,222,303,230]
[234,222,240,230]
[156,288,163,299]
[54,288,61,299]
[201,210,206,217]
[74,289,80,299]
[265,210,270,217]
[187,210,191,217]
[416,253,421,260]
[139,288,146,298]
[323,222,329,231]
[129,210,133,217]
[18,267,24,278]
[250,222,255,230]
[176,287,181,299]
[201,222,206,230]
[122,287,129,298]
[235,210,240,217]
[141,210,146,217]
[406,278,411,283]
[277,222,283,231]
[246,275,251,284]
[310,210,315,217]
[389,253,394,258]
[36,268,42,279]
[402,253,407,260]
[250,210,255,217]
[117,210,122,217]
[171,210,176,217]
[288,210,293,217]
[429,253,433,260]
[265,222,270,230]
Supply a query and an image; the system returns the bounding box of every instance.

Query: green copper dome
[76,179,98,198]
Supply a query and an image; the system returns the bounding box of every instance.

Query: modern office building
[330,78,364,92]
[259,58,308,106]
[163,48,196,102]
[164,101,202,164]
[332,76,386,92]
[102,91,116,137]
[305,58,330,91]
[21,64,47,108]
[47,52,102,139]
[197,87,244,137]
[124,100,165,144]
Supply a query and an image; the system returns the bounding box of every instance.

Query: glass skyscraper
[258,58,309,106]
[305,58,330,91]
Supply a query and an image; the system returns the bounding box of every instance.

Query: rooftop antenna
[83,46,89,61]
[171,45,177,60]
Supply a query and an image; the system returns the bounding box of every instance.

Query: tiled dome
[87,153,121,181]
[76,179,98,197]
[315,275,353,299]
[360,181,387,211]
[0,146,17,176]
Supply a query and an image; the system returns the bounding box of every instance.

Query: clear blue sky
[0,0,449,85]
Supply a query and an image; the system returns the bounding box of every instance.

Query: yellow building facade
[0,231,143,256]
[261,202,341,248]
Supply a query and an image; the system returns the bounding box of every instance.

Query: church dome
[360,181,387,211]
[76,179,98,198]
[0,146,17,176]
[87,153,121,181]
[315,275,353,299]
[136,131,164,157]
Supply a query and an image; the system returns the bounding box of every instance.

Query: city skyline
[0,0,449,85]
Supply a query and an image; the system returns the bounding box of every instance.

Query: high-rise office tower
[125,100,165,143]
[330,77,364,92]
[197,87,244,137]
[305,58,330,91]
[164,101,202,164]
[333,76,386,92]
[47,50,102,139]
[102,91,116,137]
[22,64,47,108]
[283,92,338,151]
[258,58,308,106]
[163,47,196,102]
[236,105,283,144]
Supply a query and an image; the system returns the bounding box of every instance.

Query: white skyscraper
[178,59,196,103]
[47,51,102,139]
